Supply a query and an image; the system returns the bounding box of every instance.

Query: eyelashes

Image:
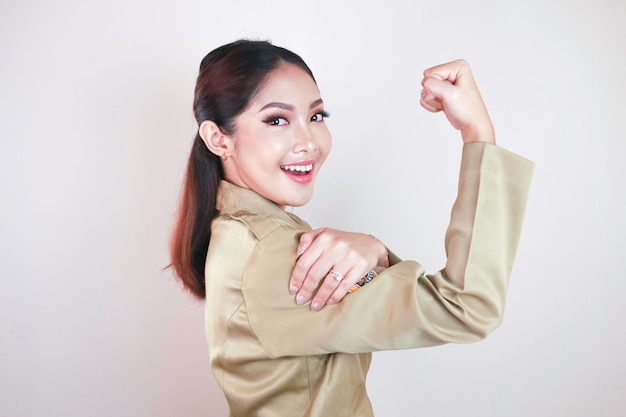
[263,116,288,126]
[313,111,330,122]
[262,111,330,126]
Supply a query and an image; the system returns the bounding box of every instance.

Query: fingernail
[290,286,298,295]
[311,302,320,311]
[296,244,305,256]
[296,295,306,305]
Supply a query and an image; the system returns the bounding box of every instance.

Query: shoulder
[208,213,303,275]
[208,212,307,291]
[214,210,305,241]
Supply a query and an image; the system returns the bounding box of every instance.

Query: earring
[221,153,228,161]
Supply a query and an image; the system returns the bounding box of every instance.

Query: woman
[170,39,533,416]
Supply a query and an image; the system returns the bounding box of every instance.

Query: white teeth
[282,164,313,172]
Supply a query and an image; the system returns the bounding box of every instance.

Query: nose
[292,122,317,153]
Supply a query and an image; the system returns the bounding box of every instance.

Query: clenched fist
[420,59,496,144]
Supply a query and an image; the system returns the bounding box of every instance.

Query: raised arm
[243,142,533,356]
[288,59,501,311]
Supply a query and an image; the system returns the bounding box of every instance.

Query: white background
[1,0,624,416]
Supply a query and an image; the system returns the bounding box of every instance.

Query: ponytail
[169,134,223,299]
[169,39,316,299]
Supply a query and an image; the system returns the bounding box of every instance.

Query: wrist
[368,234,389,268]
[460,117,495,144]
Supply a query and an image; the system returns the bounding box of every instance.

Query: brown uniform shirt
[204,143,534,416]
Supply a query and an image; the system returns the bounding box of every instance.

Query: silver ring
[329,269,344,282]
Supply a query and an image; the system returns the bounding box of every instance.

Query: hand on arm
[420,59,495,144]
[289,228,388,311]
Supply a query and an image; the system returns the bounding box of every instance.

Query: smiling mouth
[280,163,313,175]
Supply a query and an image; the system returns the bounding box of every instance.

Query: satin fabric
[204,142,534,416]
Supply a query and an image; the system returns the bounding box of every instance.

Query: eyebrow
[258,99,324,113]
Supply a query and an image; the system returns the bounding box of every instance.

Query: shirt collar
[216,180,303,226]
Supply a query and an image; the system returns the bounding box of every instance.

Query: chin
[284,191,314,208]
[284,197,311,208]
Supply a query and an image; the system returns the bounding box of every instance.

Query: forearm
[419,142,534,339]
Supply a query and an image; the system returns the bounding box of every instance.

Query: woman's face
[224,63,332,208]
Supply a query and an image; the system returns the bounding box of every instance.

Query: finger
[312,257,370,310]
[297,231,351,294]
[296,228,325,256]
[423,59,469,84]
[295,255,337,304]
[420,87,443,112]
[289,229,328,294]
[420,95,442,113]
[294,240,342,303]
[290,244,325,295]
[422,77,455,102]
[325,265,370,306]
[309,269,346,311]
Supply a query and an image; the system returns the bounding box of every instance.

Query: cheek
[233,128,262,156]
[266,138,290,155]
[319,129,332,161]
[235,131,287,168]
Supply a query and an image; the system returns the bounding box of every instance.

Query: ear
[198,121,233,159]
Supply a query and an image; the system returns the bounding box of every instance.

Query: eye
[263,116,288,126]
[311,111,329,122]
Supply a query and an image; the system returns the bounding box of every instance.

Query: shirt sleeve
[242,143,534,358]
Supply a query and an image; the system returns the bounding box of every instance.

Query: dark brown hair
[169,39,315,299]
